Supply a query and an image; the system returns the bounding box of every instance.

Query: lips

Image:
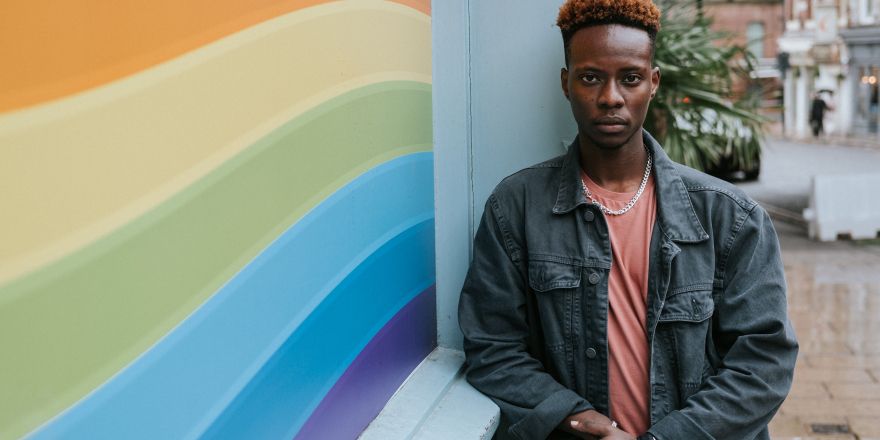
[594,117,628,134]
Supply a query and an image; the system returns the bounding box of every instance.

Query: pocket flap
[659,289,714,322]
[528,260,581,292]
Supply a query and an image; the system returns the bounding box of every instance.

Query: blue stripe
[204,220,434,439]
[31,152,435,440]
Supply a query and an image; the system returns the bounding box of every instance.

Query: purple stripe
[294,286,437,440]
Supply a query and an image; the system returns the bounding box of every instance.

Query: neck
[578,133,648,193]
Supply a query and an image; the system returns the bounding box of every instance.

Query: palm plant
[645,1,767,175]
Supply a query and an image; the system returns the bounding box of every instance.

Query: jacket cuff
[648,410,713,440]
[508,388,590,440]
[571,398,594,414]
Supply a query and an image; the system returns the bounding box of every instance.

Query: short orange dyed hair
[557,0,661,64]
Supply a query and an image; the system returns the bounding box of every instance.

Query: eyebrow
[572,64,648,73]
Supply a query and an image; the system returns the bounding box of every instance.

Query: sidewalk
[778,134,880,150]
[769,221,880,440]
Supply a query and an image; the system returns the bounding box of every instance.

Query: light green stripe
[0,81,432,438]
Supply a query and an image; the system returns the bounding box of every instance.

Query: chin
[585,130,636,150]
[594,140,627,150]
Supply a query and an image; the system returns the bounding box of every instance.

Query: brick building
[704,0,786,127]
[705,0,786,62]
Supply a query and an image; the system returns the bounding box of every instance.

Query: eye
[580,73,600,84]
[622,74,642,85]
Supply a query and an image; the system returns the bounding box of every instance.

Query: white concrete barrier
[803,173,880,241]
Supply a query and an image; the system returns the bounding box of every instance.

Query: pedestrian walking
[810,92,833,137]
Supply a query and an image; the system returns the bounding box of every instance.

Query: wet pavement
[730,138,880,438]
[767,220,880,440]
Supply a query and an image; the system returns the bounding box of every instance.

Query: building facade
[778,0,880,137]
[704,0,786,130]
[704,0,786,70]
[840,23,880,134]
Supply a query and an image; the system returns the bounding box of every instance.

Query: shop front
[842,26,880,135]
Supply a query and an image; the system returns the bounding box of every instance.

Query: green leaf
[647,0,766,172]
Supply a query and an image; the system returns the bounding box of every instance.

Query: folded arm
[647,207,799,440]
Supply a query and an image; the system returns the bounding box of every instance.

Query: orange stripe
[0,0,429,113]
[391,0,430,15]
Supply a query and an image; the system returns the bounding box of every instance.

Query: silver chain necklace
[581,147,653,216]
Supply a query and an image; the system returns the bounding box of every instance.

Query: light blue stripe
[30,152,435,440]
[204,220,434,439]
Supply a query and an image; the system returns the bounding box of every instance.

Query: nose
[598,81,624,108]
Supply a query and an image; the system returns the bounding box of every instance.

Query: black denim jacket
[458,131,798,440]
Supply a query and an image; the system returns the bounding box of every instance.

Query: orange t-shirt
[581,170,657,435]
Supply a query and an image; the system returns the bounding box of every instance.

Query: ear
[650,66,660,99]
[561,67,570,100]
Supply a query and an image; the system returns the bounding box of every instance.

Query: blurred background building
[778,0,880,137]
[705,0,786,130]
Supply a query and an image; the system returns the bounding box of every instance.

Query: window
[857,0,876,24]
[747,22,765,59]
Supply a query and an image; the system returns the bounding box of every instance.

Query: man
[809,92,832,138]
[458,1,798,439]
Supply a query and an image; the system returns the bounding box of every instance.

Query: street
[733,139,880,439]
[737,138,880,217]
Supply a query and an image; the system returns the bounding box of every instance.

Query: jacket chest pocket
[658,286,714,323]
[528,259,582,292]
[527,258,583,386]
[527,259,582,349]
[657,287,715,391]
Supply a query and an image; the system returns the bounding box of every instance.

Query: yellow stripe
[0,2,431,286]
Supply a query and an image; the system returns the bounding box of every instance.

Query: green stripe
[0,81,432,439]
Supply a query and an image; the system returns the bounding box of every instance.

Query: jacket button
[588,273,600,284]
[585,348,597,359]
[584,210,595,222]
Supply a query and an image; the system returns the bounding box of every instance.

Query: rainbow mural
[0,1,434,439]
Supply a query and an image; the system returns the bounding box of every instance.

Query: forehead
[568,24,653,68]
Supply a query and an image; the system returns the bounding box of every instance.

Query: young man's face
[561,24,660,150]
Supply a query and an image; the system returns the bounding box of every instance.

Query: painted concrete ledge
[359,347,500,440]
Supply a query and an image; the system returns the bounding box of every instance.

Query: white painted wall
[433,0,472,350]
[433,0,576,349]
[468,0,577,227]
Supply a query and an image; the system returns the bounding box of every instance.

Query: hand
[559,410,620,439]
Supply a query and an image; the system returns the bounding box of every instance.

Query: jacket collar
[552,129,709,243]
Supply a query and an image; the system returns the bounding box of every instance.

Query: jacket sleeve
[459,194,591,440]
[648,206,799,440]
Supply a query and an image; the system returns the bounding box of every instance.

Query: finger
[570,420,588,432]
[570,420,600,435]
